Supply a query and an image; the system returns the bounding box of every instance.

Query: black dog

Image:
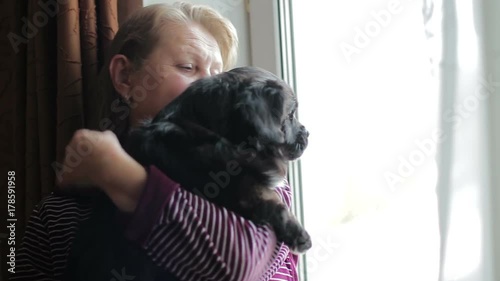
[124,66,311,253]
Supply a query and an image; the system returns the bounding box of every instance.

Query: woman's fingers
[56,128,147,211]
[57,129,120,188]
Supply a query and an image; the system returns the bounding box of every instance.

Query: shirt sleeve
[262,181,301,281]
[10,204,55,281]
[120,165,280,281]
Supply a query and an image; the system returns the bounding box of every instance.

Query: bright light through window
[291,1,440,280]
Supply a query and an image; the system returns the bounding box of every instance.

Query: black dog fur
[123,66,311,253]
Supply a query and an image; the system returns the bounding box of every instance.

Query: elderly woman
[12,3,299,281]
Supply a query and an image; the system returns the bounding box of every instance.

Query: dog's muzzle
[285,125,309,160]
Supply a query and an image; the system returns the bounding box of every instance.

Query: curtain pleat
[25,0,42,223]
[80,0,99,127]
[56,1,85,163]
[0,2,27,281]
[483,1,500,280]
[97,0,119,65]
[429,0,500,280]
[34,2,57,208]
[0,1,142,279]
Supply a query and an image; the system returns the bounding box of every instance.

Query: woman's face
[127,23,223,127]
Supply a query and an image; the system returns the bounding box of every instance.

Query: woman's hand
[58,129,147,212]
[58,129,121,187]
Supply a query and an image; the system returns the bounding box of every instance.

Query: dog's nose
[300,126,309,137]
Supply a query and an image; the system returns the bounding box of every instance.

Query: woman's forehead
[156,23,222,63]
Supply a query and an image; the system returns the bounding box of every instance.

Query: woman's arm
[119,166,301,281]
[58,129,293,280]
[264,181,301,281]
[124,167,300,281]
[118,165,280,281]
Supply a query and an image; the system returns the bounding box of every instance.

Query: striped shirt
[11,165,299,281]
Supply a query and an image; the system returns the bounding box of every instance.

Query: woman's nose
[199,69,212,79]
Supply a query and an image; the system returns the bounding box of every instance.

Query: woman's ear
[109,54,134,101]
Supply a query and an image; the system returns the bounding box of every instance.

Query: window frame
[248,0,308,279]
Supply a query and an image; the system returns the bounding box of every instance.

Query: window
[260,1,441,280]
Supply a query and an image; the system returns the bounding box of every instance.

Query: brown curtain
[0,0,142,279]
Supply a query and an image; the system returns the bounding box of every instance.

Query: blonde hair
[89,2,239,137]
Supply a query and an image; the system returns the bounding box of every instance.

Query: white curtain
[427,0,500,280]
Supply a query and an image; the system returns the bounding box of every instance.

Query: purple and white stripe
[11,165,298,281]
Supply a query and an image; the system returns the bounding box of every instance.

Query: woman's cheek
[170,76,193,98]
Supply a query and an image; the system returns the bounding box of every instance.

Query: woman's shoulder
[16,190,103,279]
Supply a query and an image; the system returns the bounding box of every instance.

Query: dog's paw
[279,221,312,254]
[275,219,312,254]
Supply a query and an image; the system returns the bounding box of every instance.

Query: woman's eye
[178,64,194,71]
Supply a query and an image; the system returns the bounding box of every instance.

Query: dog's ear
[235,79,285,147]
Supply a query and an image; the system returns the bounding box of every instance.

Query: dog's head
[226,67,308,160]
[157,66,309,161]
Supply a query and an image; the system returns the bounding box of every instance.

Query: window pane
[291,1,440,280]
